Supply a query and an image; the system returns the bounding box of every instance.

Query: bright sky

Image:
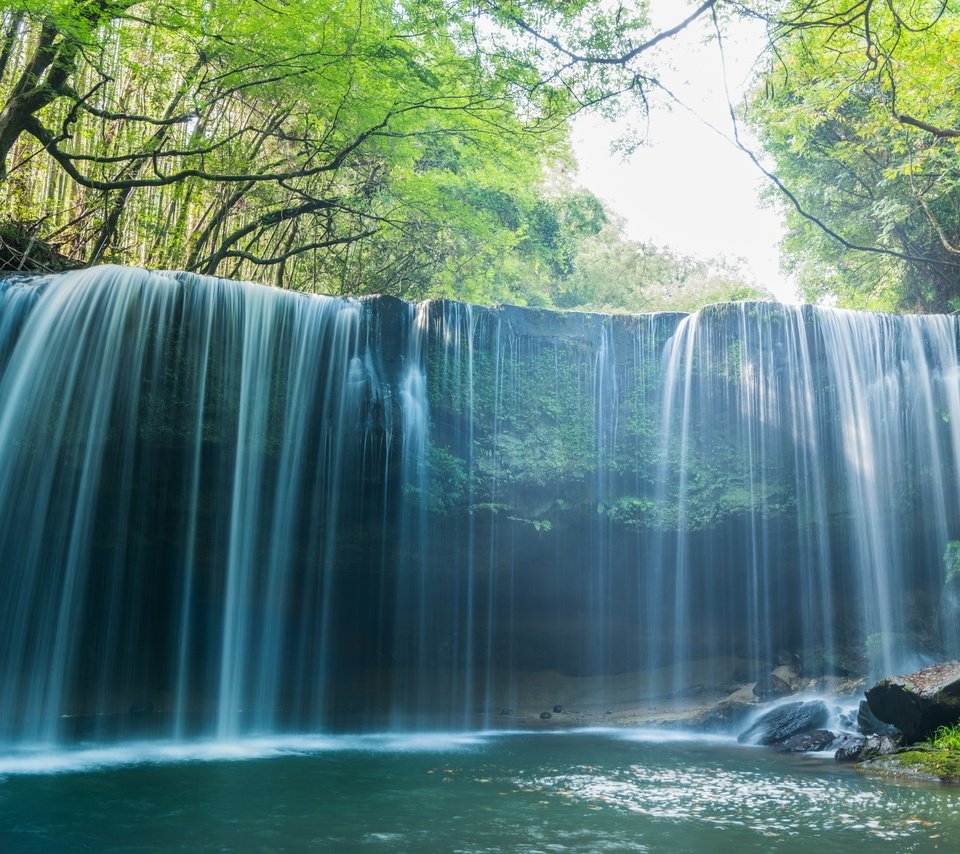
[571,3,799,302]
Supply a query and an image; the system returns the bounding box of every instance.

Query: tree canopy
[5,0,953,312]
[0,0,576,301]
[743,0,960,311]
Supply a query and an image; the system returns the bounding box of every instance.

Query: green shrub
[929,723,960,750]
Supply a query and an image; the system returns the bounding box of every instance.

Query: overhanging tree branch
[502,0,720,66]
[212,231,377,268]
[896,113,960,139]
[708,5,960,274]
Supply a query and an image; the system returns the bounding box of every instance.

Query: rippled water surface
[1,730,958,852]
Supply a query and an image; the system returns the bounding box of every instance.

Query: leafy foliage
[0,0,581,301]
[930,723,960,751]
[0,0,760,311]
[746,1,960,311]
[553,208,769,312]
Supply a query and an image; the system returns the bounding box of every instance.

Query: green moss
[892,749,960,782]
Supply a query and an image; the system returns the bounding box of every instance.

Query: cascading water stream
[1,267,959,750]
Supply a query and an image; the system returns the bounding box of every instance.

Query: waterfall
[1,267,958,746]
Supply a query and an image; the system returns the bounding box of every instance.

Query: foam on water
[0,730,501,776]
[0,727,742,776]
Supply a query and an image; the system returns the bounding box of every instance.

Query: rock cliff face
[865,661,960,742]
[1,266,960,743]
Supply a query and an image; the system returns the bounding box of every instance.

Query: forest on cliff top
[0,1,957,313]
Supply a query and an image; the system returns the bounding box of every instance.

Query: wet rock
[499,708,513,716]
[864,660,960,742]
[552,704,563,714]
[833,734,867,762]
[773,729,836,753]
[858,734,902,760]
[752,673,793,700]
[539,711,552,720]
[856,699,901,738]
[737,700,830,745]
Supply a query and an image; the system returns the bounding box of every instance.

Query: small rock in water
[833,734,867,762]
[552,704,563,714]
[737,700,830,745]
[859,734,901,760]
[774,729,836,753]
[499,708,513,716]
[539,711,552,720]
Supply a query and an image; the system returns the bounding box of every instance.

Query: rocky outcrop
[864,660,960,743]
[737,700,829,747]
[837,733,903,763]
[773,729,835,753]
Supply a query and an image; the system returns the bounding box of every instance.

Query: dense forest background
[0,1,957,313]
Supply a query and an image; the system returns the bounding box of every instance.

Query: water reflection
[1,732,957,852]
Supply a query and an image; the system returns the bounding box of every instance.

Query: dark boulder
[864,660,960,743]
[773,729,836,753]
[539,711,552,720]
[737,700,830,745]
[856,699,900,738]
[833,734,867,762]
